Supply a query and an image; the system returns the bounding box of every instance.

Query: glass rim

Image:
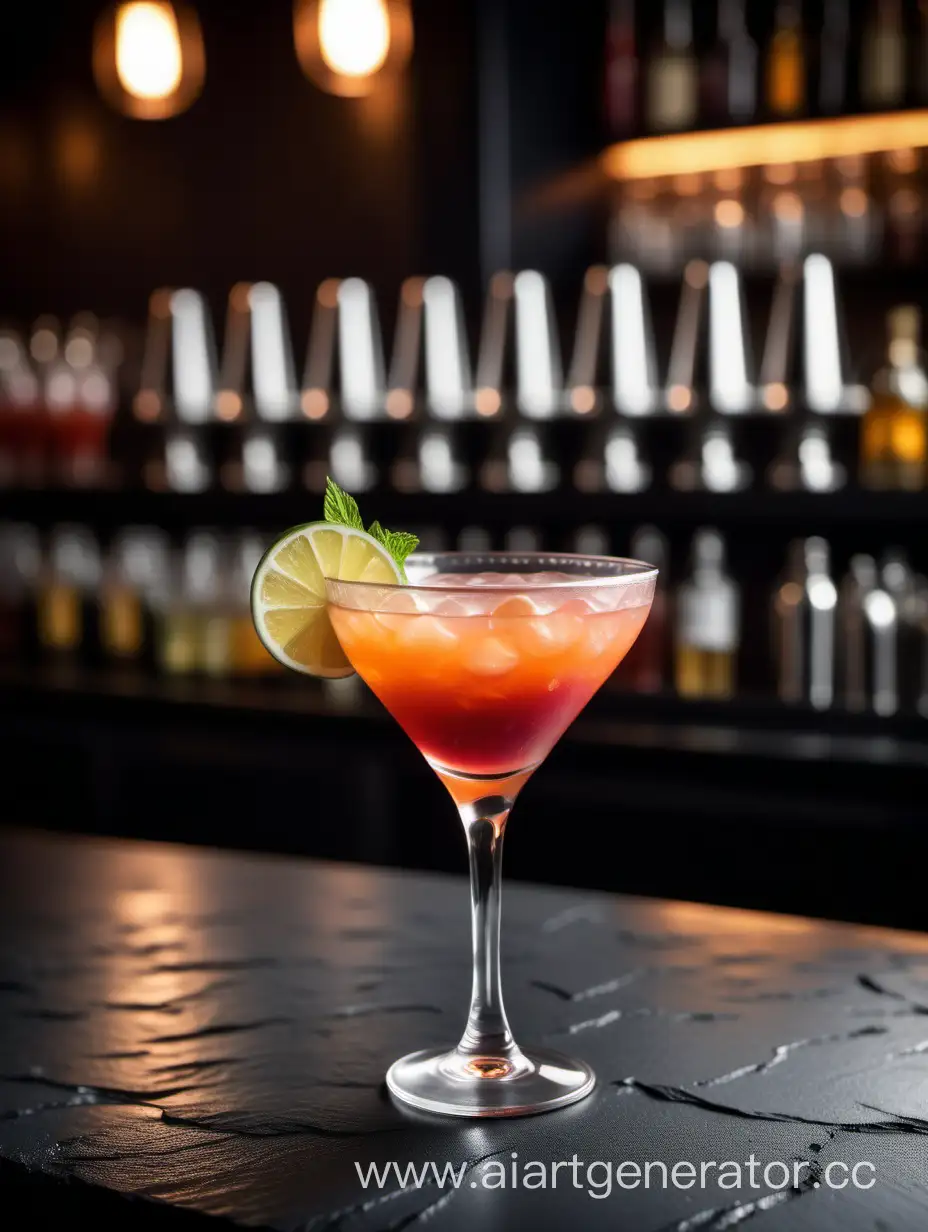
[325,550,659,594]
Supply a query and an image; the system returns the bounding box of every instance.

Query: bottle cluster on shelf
[606,0,928,139]
[0,522,277,679]
[610,149,926,270]
[620,525,928,717]
[1,262,925,498]
[0,314,121,488]
[1,519,922,719]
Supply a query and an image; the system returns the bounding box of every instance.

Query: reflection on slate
[2,830,928,1229]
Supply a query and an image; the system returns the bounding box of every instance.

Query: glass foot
[386,1046,595,1118]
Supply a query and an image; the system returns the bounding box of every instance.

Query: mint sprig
[324,477,419,579]
[323,478,364,531]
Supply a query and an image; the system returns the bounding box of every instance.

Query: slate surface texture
[2,827,928,1230]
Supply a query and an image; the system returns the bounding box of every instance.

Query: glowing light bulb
[294,0,412,97]
[318,0,390,78]
[94,0,204,119]
[115,3,183,101]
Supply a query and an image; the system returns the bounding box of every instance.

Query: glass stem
[457,799,517,1061]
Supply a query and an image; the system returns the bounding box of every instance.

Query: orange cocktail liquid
[329,593,649,776]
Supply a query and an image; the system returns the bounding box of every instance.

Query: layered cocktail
[325,552,656,1115]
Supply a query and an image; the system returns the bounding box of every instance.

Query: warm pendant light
[293,0,413,97]
[93,1,205,119]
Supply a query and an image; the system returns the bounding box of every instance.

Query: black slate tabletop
[2,827,928,1230]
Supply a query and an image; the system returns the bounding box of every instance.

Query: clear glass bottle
[100,528,169,663]
[37,525,101,658]
[720,0,757,122]
[773,537,837,710]
[190,532,234,677]
[837,554,877,712]
[230,532,280,675]
[675,528,739,698]
[837,555,900,716]
[766,0,805,117]
[646,0,698,132]
[155,532,230,677]
[881,550,921,711]
[154,542,198,677]
[860,306,928,490]
[861,0,905,110]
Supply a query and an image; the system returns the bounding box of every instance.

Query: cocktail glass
[326,551,656,1117]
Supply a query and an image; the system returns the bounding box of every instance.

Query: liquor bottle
[36,525,101,659]
[862,571,900,716]
[837,555,877,712]
[674,528,739,699]
[154,540,199,677]
[189,533,234,678]
[773,538,837,710]
[0,523,39,660]
[703,0,757,125]
[50,316,115,489]
[766,1,805,117]
[156,532,230,677]
[619,525,669,693]
[99,528,169,664]
[818,0,849,114]
[646,0,698,132]
[861,0,905,110]
[229,532,280,675]
[837,555,900,715]
[881,550,922,710]
[605,0,638,138]
[860,306,928,490]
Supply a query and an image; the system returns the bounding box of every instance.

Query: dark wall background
[0,0,485,341]
[0,0,608,342]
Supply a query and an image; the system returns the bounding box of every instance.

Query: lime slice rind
[251,522,402,678]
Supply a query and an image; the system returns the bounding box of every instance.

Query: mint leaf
[366,519,389,549]
[323,476,363,531]
[322,478,419,580]
[384,530,419,564]
[368,521,419,580]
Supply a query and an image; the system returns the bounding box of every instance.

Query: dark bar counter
[2,827,928,1229]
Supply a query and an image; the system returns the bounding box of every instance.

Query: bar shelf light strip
[602,110,928,181]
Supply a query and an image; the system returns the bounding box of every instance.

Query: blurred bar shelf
[603,110,928,181]
[4,664,925,923]
[3,662,927,768]
[5,486,928,532]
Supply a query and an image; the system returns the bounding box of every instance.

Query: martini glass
[326,551,656,1117]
